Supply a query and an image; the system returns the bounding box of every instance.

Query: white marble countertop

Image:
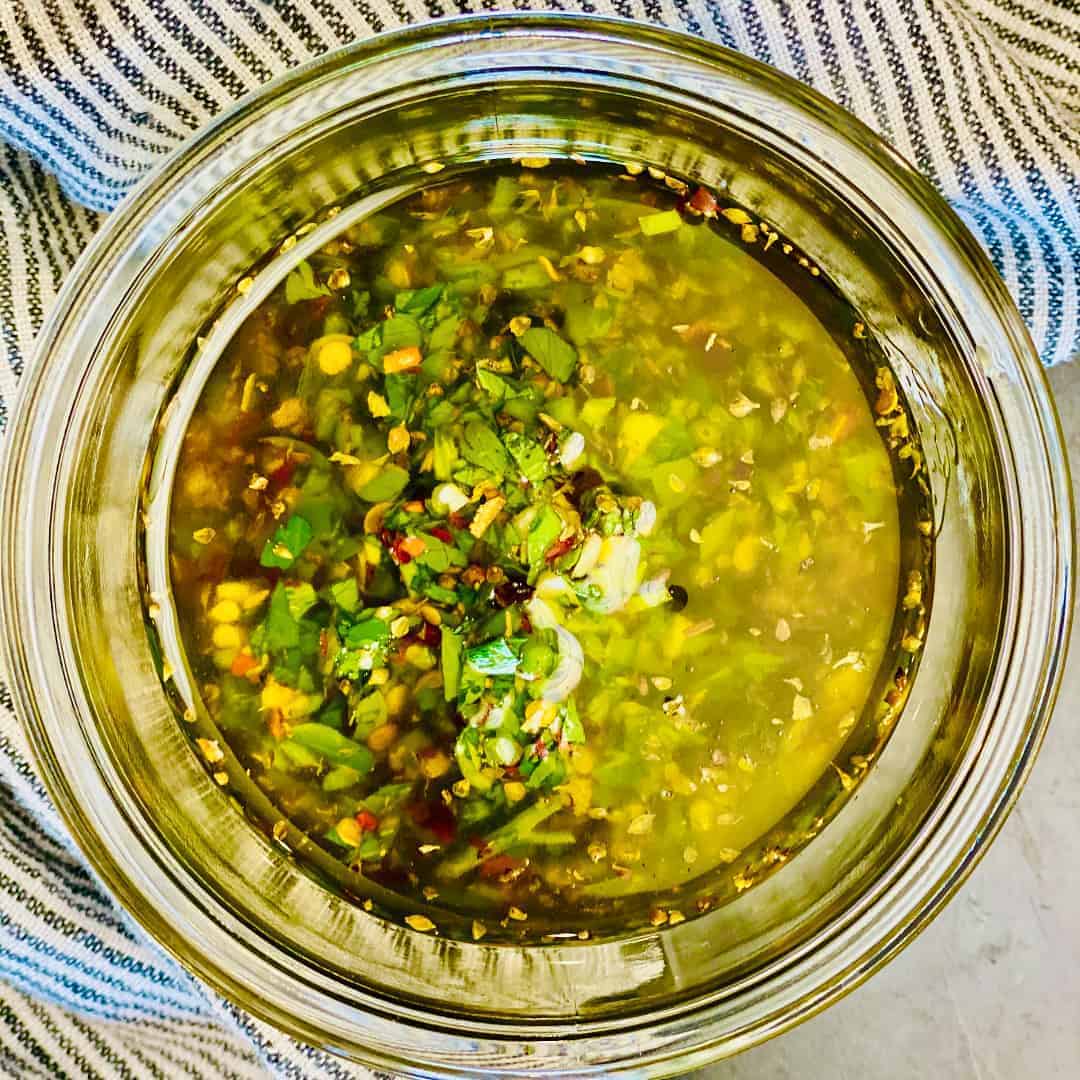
[699,363,1080,1079]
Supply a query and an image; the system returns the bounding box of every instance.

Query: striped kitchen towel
[0,2,1078,1077]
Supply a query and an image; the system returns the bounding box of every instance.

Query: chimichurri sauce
[167,161,930,941]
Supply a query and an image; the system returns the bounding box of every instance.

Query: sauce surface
[167,164,927,940]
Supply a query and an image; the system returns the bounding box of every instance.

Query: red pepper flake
[448,512,468,530]
[410,800,456,844]
[430,525,453,543]
[355,809,378,833]
[545,536,576,564]
[268,458,296,492]
[421,622,441,647]
[382,531,413,565]
[426,803,456,844]
[686,186,719,218]
[478,854,521,880]
[533,738,549,760]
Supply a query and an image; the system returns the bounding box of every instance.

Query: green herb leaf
[461,420,512,475]
[415,532,467,573]
[259,514,313,569]
[396,284,444,315]
[465,636,526,676]
[441,628,462,702]
[476,367,508,402]
[285,261,331,304]
[351,688,388,736]
[525,751,567,791]
[345,618,389,649]
[355,323,382,353]
[328,578,360,613]
[362,781,415,816]
[427,315,461,353]
[380,315,422,352]
[503,431,549,486]
[562,699,585,744]
[323,765,361,792]
[316,697,346,730]
[289,723,375,775]
[358,465,409,502]
[453,727,492,793]
[285,582,318,621]
[279,739,323,771]
[356,834,382,860]
[421,581,459,605]
[383,373,416,421]
[351,289,371,319]
[433,427,458,481]
[520,327,578,382]
[526,505,563,568]
[565,300,614,346]
[334,618,390,680]
[426,398,458,429]
[502,262,552,291]
[261,584,301,651]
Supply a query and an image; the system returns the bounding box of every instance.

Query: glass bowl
[0,15,1071,1077]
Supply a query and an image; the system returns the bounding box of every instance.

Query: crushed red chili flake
[545,536,576,563]
[478,854,521,880]
[410,800,456,844]
[381,530,414,565]
[686,186,719,217]
[355,809,378,833]
[267,458,296,491]
[430,525,453,543]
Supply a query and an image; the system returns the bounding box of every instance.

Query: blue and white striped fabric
[0,2,1077,1076]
